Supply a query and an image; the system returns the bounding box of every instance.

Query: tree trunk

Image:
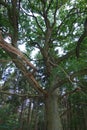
[27,100,32,130]
[45,89,63,130]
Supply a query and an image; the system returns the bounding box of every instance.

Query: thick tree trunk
[45,89,63,130]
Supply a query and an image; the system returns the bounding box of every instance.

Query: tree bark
[45,89,63,130]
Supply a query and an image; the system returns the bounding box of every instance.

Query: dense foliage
[0,0,87,130]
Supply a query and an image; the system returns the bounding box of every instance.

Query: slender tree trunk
[83,108,87,130]
[33,100,39,130]
[45,89,63,130]
[19,100,25,130]
[27,100,32,130]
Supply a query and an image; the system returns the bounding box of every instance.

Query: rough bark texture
[45,89,63,130]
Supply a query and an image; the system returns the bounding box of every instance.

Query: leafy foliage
[0,0,87,130]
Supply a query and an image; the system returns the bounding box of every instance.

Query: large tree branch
[52,67,87,91]
[0,90,43,98]
[48,49,75,67]
[0,32,48,96]
[57,49,75,64]
[70,68,87,80]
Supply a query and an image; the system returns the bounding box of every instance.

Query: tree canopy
[0,0,87,130]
